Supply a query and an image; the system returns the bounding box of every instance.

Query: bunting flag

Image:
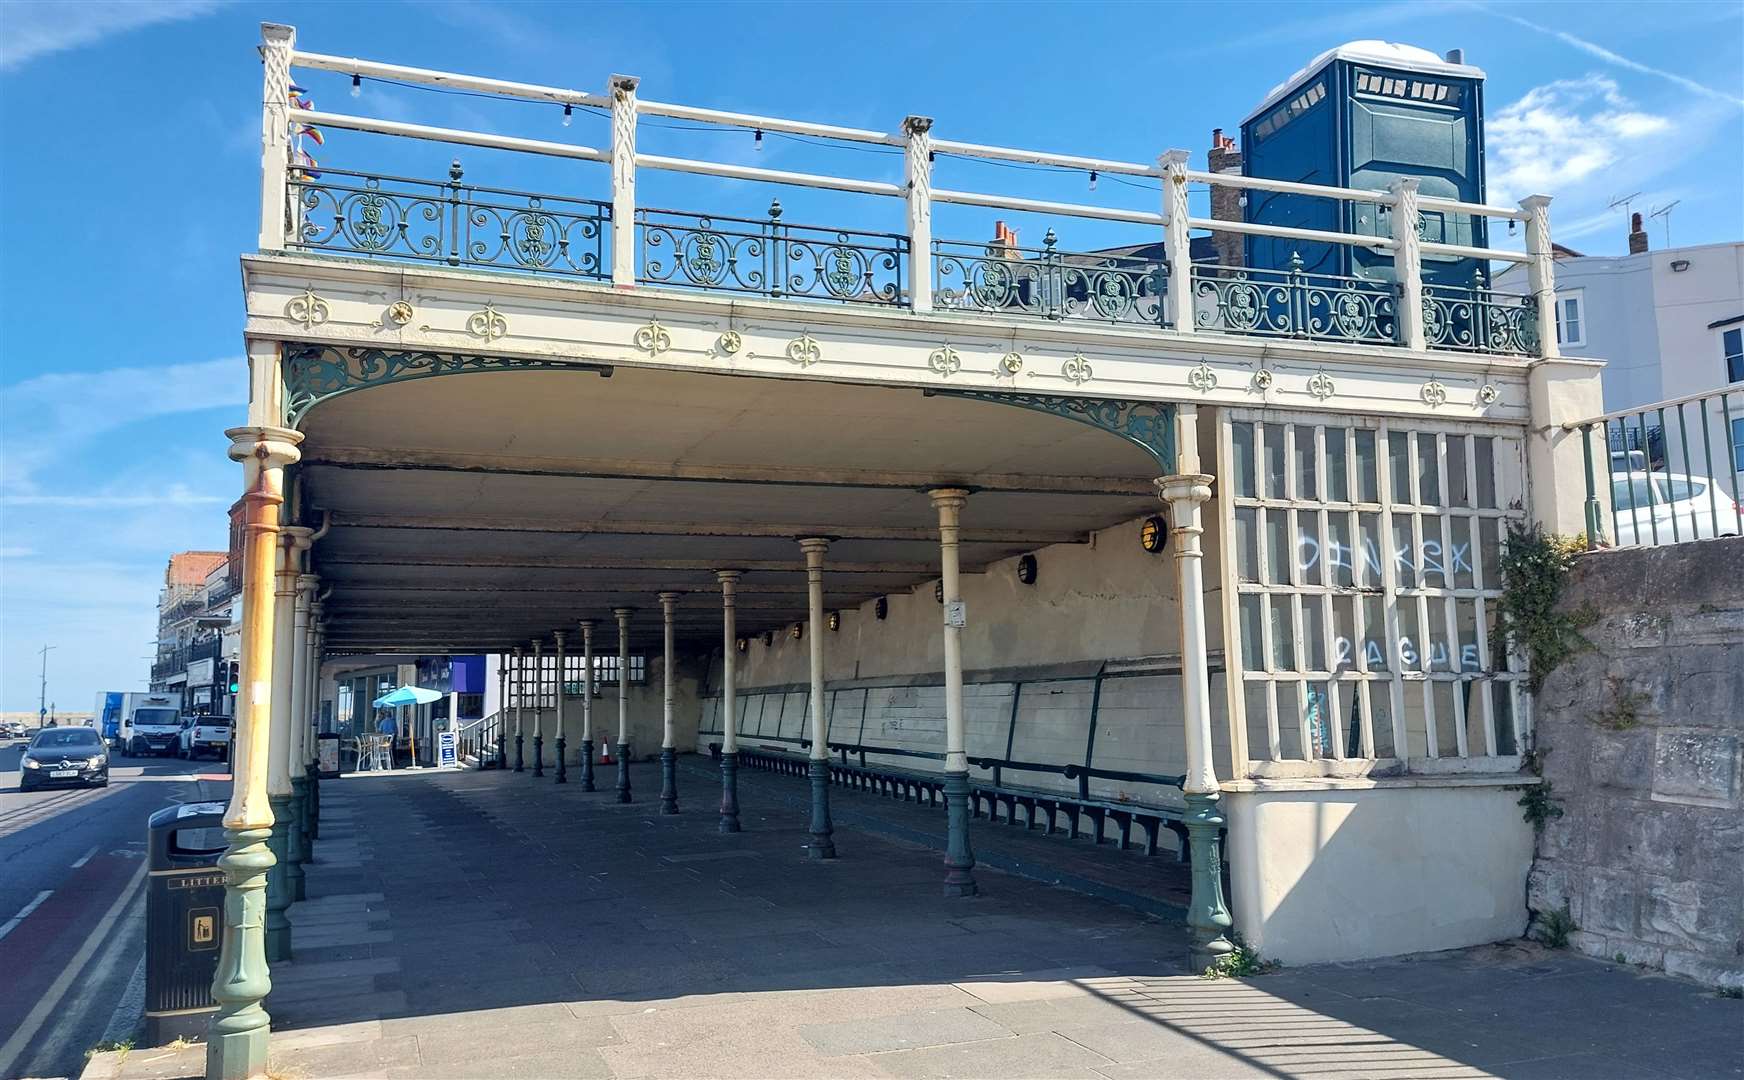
[298,124,325,145]
[292,148,321,180]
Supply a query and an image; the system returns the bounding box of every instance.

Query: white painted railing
[260,23,1558,358]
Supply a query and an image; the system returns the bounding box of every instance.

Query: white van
[118,692,183,756]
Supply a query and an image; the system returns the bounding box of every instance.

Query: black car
[19,726,109,791]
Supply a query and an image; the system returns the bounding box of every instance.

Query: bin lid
[148,801,229,869]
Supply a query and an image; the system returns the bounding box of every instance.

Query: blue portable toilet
[1239,41,1488,286]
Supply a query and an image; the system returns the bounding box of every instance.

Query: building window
[1554,292,1584,347]
[1222,414,1529,774]
[1723,327,1743,384]
[1732,418,1744,472]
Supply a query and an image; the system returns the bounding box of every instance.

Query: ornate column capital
[1153,473,1214,508]
[926,487,971,512]
[226,425,303,469]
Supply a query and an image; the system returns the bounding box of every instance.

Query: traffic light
[226,661,240,695]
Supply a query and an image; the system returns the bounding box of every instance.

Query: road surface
[0,738,225,1080]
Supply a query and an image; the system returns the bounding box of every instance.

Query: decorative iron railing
[636,201,907,306]
[1422,275,1538,356]
[289,163,611,279]
[1191,258,1399,345]
[932,232,1168,328]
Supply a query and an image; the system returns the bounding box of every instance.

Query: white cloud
[1487,77,1671,200]
[1486,9,1744,110]
[0,357,243,494]
[0,0,229,72]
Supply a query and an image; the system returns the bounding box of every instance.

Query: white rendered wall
[1224,780,1534,965]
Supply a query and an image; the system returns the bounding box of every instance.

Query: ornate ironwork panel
[1422,275,1538,356]
[636,205,906,306]
[281,343,604,425]
[932,389,1175,472]
[289,166,610,279]
[932,234,1167,328]
[1191,259,1398,344]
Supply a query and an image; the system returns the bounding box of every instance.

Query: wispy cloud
[0,0,229,72]
[0,357,243,494]
[1487,76,1671,199]
[1485,9,1744,110]
[2,487,228,508]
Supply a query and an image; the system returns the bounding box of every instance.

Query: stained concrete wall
[1528,536,1744,989]
[1226,779,1534,965]
[520,663,704,765]
[692,499,1235,789]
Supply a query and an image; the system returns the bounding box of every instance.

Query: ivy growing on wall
[1491,525,1595,694]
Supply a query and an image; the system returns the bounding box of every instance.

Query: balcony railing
[261,30,1565,361]
[636,203,905,305]
[1424,274,1539,356]
[290,164,610,279]
[933,233,1167,328]
[1191,259,1398,345]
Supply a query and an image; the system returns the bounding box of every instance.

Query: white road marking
[0,862,147,1077]
[70,845,98,868]
[0,890,54,942]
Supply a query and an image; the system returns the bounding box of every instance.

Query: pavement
[82,754,1742,1080]
[0,739,221,1080]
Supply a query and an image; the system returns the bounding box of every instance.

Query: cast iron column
[286,566,315,901]
[614,608,634,802]
[512,646,525,772]
[1157,468,1235,970]
[930,489,977,897]
[494,655,508,768]
[579,620,596,791]
[205,411,299,1078]
[553,630,568,783]
[717,570,742,832]
[658,592,680,814]
[531,639,545,777]
[799,539,836,858]
[264,525,307,956]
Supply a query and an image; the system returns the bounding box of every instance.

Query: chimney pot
[1444,48,1464,64]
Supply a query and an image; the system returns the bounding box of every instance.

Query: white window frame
[1554,289,1585,348]
[1216,408,1532,780]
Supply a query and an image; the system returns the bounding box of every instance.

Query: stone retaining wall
[1529,536,1743,989]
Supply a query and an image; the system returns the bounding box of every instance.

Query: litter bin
[145,801,229,1045]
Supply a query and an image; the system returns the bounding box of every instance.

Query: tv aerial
[1649,201,1680,248]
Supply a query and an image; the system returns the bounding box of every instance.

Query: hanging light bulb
[1508,219,1517,237]
[1088,169,1099,192]
[350,73,362,98]
[562,104,573,128]
[754,128,764,152]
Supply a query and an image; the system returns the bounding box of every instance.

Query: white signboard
[187,658,216,686]
[944,601,967,629]
[436,731,457,769]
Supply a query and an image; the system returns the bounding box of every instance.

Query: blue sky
[2,0,1741,711]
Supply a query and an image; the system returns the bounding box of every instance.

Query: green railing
[1569,387,1744,548]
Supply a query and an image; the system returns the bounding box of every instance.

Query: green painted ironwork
[1183,791,1236,970]
[281,344,607,426]
[205,825,274,1080]
[933,390,1175,473]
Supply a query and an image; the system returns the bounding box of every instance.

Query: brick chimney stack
[1208,129,1244,267]
[1628,211,1649,254]
[989,220,1019,257]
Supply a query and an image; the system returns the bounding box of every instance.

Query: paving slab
[84,759,1744,1080]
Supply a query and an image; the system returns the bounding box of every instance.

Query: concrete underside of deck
[88,761,1741,1080]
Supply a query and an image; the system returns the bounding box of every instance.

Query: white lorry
[114,692,183,756]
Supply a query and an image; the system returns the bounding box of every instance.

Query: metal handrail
[1567,386,1744,548]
